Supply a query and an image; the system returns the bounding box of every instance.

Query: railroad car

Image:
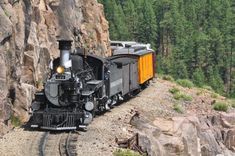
[112,46,155,86]
[29,40,155,130]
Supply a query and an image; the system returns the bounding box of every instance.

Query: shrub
[113,149,141,156]
[211,92,218,98]
[162,75,174,82]
[10,114,21,127]
[169,87,180,94]
[192,68,205,87]
[230,99,235,108]
[202,85,214,91]
[173,104,184,113]
[208,67,224,94]
[213,102,228,112]
[176,79,194,88]
[173,92,193,101]
[171,60,189,79]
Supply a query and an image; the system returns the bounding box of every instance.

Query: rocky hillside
[0,78,234,156]
[0,0,110,134]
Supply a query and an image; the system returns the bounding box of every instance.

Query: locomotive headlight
[56,66,65,74]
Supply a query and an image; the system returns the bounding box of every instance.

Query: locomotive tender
[29,40,155,130]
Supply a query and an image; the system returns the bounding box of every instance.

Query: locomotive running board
[41,126,77,130]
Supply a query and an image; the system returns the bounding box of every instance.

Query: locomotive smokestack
[58,40,73,68]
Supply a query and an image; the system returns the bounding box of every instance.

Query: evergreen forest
[99,0,235,97]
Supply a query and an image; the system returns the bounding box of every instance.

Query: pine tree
[100,0,235,96]
[192,68,205,87]
[123,0,137,40]
[113,4,129,40]
[207,66,224,93]
[136,0,157,48]
[101,0,118,39]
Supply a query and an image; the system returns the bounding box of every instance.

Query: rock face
[0,0,110,134]
[131,113,235,156]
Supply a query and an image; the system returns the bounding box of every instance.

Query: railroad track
[39,132,78,156]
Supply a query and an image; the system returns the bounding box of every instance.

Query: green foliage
[213,102,228,112]
[207,67,224,94]
[173,104,184,113]
[136,0,158,48]
[113,4,129,40]
[157,56,172,75]
[113,149,141,156]
[211,92,219,99]
[169,87,180,94]
[192,68,205,87]
[172,60,189,79]
[169,87,192,101]
[162,75,174,81]
[176,79,194,88]
[101,0,235,97]
[173,92,193,101]
[202,85,214,92]
[122,0,137,40]
[10,114,21,127]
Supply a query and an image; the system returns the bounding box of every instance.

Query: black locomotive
[29,40,155,130]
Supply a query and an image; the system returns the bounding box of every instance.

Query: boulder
[130,114,235,156]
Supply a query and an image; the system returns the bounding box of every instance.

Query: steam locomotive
[29,40,155,130]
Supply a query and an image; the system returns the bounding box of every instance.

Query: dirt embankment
[0,79,235,156]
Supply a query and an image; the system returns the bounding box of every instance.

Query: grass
[169,87,180,94]
[173,104,184,113]
[202,85,214,92]
[10,114,21,127]
[162,75,174,82]
[113,149,142,156]
[213,102,228,112]
[169,87,192,101]
[211,92,219,98]
[173,92,193,101]
[176,79,194,88]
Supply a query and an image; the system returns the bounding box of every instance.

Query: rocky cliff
[131,113,235,156]
[0,0,110,134]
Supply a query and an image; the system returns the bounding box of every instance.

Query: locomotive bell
[58,40,73,68]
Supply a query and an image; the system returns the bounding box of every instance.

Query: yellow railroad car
[138,52,154,84]
[112,45,156,86]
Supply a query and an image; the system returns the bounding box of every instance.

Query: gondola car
[29,40,155,130]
